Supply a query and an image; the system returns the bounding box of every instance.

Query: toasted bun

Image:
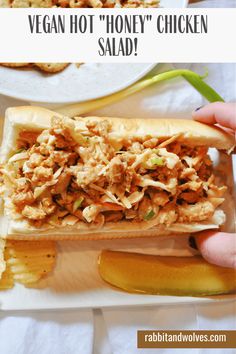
[0,106,231,241]
[1,210,225,241]
[2,106,235,153]
[1,107,64,162]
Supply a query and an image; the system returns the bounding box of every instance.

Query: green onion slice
[144,210,155,221]
[150,157,164,166]
[14,148,26,154]
[73,197,84,212]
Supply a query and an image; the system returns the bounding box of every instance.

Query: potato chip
[0,265,14,290]
[0,238,14,290]
[5,240,57,285]
[0,238,6,276]
[0,239,57,289]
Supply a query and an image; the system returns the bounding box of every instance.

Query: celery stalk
[56,69,224,117]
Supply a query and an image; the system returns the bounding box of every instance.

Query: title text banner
[0,9,235,62]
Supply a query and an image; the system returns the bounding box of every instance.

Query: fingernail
[188,236,198,250]
[195,106,204,112]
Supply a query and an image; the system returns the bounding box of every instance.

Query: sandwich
[0,106,234,240]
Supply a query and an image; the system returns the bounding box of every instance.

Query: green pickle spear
[98,251,236,296]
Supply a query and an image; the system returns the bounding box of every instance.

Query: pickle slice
[98,251,236,296]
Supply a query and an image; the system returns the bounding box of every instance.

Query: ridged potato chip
[0,238,14,290]
[0,240,57,289]
[0,266,14,290]
[0,238,6,276]
[6,240,57,285]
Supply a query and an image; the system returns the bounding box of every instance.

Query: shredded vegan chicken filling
[0,117,226,229]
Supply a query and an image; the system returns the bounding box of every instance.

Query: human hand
[193,102,236,139]
[191,102,236,269]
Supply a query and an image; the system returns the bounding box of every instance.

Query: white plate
[0,63,157,104]
[0,0,188,104]
[0,234,235,311]
[161,0,188,7]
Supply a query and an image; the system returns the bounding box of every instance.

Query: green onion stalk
[55,69,224,117]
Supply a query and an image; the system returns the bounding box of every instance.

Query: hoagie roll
[0,106,235,240]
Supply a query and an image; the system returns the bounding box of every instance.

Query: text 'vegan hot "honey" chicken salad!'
[0,117,227,230]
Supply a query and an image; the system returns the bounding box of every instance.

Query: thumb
[195,231,236,269]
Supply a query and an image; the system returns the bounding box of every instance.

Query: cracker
[1,0,159,7]
[35,63,69,73]
[1,63,30,68]
[11,0,53,7]
[0,63,69,73]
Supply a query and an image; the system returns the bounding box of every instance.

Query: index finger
[193,102,236,131]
